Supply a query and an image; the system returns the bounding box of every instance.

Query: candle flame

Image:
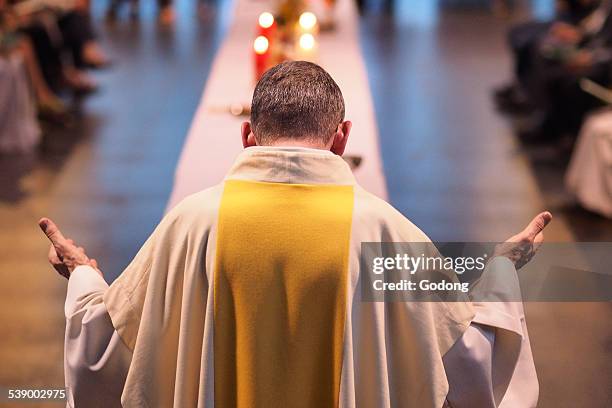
[258,12,274,29]
[299,33,315,50]
[254,35,269,54]
[299,12,317,30]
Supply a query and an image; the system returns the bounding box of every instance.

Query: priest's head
[242,61,352,155]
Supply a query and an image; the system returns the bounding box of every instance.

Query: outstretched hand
[493,211,553,270]
[39,217,100,279]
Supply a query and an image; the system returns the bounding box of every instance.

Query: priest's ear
[330,120,352,156]
[242,122,257,148]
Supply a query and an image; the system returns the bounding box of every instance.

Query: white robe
[63,147,538,407]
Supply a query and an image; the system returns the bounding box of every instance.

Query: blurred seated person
[0,1,40,152]
[566,110,612,217]
[56,0,109,68]
[495,0,600,112]
[11,0,109,94]
[519,0,612,141]
[106,0,175,26]
[1,0,66,117]
[0,56,41,152]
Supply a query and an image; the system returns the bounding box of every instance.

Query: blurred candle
[254,35,270,80]
[254,36,269,54]
[299,33,315,50]
[258,12,276,37]
[298,33,316,61]
[298,12,317,31]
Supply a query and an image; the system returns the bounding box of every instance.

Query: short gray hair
[250,61,345,145]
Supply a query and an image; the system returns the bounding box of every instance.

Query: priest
[40,61,551,407]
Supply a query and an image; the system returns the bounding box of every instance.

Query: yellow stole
[214,179,354,407]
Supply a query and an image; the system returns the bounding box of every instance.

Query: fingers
[48,244,61,264]
[47,244,70,279]
[39,218,68,248]
[522,211,553,241]
[40,219,95,278]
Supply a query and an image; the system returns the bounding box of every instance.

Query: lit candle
[298,12,317,32]
[297,33,316,61]
[299,33,315,50]
[258,12,276,38]
[254,35,270,80]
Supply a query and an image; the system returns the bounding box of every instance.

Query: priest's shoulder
[353,185,431,243]
[163,184,224,226]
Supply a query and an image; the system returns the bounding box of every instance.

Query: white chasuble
[61,147,537,407]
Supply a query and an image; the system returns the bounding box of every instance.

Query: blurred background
[0,0,611,406]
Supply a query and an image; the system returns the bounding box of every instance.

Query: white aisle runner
[167,0,387,209]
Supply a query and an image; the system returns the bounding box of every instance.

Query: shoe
[158,6,175,26]
[83,43,112,70]
[38,99,73,126]
[63,70,99,96]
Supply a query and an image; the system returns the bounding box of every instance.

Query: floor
[0,0,610,406]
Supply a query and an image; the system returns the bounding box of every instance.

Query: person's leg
[19,23,64,93]
[509,21,552,84]
[564,63,611,134]
[533,63,605,140]
[14,37,66,114]
[524,49,562,110]
[495,21,551,111]
[57,10,108,69]
[62,64,98,94]
[22,18,98,94]
[508,52,569,140]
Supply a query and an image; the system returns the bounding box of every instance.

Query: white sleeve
[64,265,132,408]
[443,257,539,408]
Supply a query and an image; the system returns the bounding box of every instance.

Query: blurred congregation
[0,0,611,223]
[0,0,110,150]
[494,0,612,218]
[0,0,203,155]
[496,0,610,140]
